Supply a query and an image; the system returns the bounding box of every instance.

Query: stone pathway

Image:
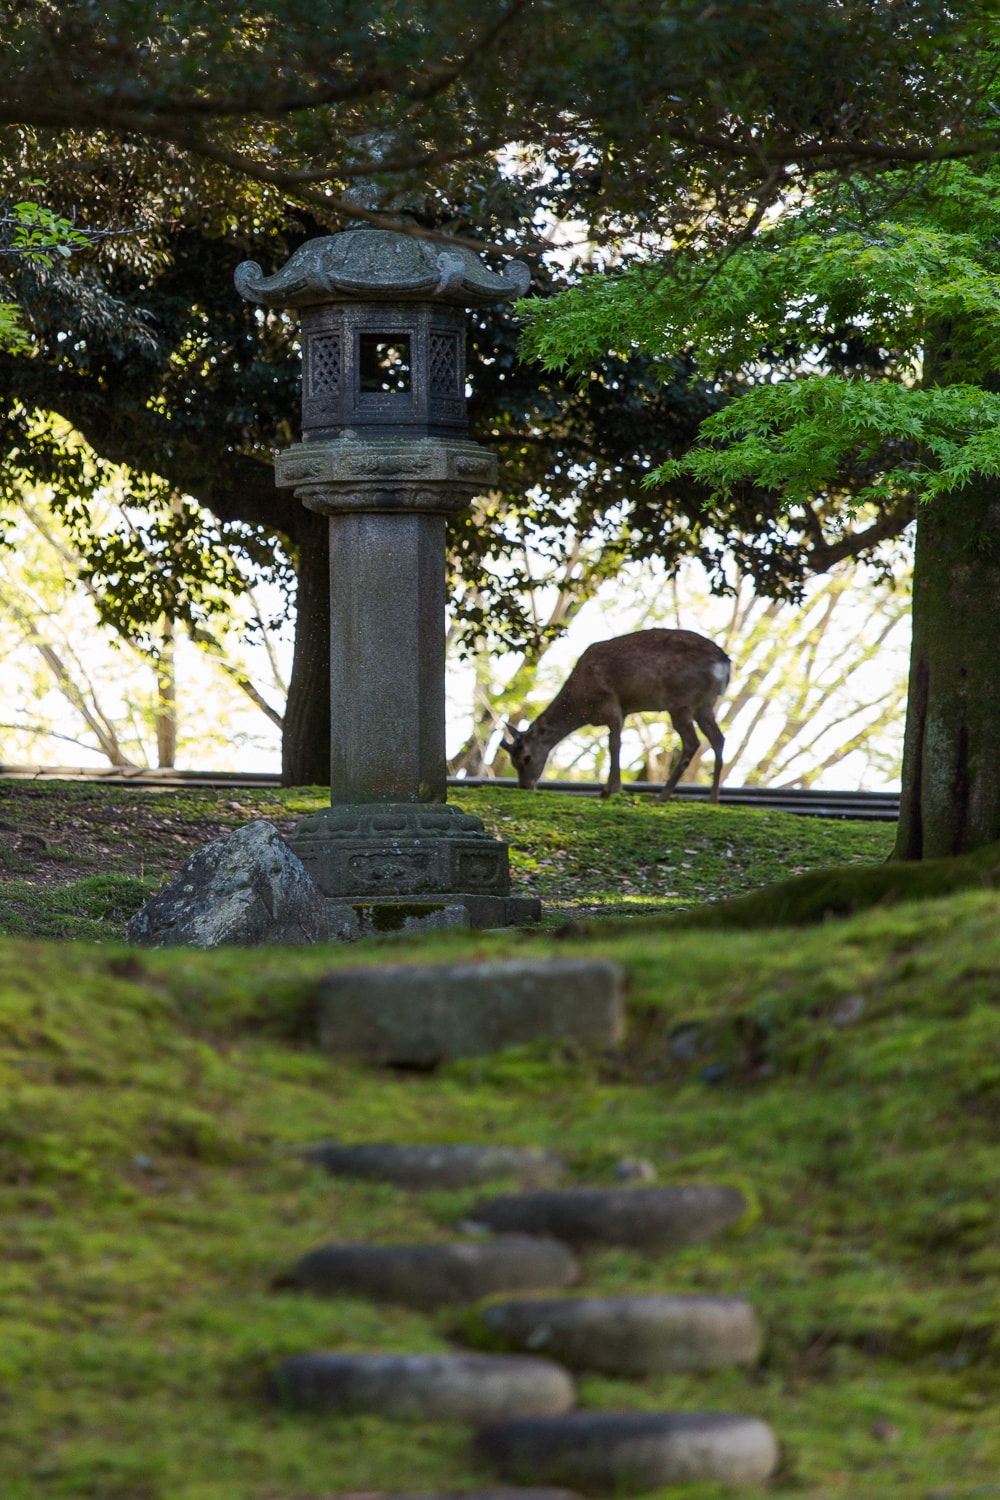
[269,1352,574,1422]
[316,959,625,1064]
[337,1491,579,1499]
[267,1136,779,1494]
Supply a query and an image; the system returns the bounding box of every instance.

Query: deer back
[557,629,729,722]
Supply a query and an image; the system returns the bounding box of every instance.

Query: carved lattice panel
[429,332,460,397]
[308,334,342,396]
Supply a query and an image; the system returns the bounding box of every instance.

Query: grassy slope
[0,783,892,938]
[2,846,1000,1497]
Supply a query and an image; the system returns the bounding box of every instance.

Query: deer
[501,628,731,802]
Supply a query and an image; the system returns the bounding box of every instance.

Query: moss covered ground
[0,781,997,1497]
[0,781,892,938]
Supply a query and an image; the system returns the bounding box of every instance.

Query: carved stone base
[328,893,542,938]
[287,803,511,900]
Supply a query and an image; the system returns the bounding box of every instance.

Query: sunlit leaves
[522,158,1000,528]
[656,378,1000,511]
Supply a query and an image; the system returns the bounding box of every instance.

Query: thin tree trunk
[281,507,331,787]
[896,479,1000,858]
[449,640,500,775]
[155,618,177,769]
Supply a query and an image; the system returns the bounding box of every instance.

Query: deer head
[501,722,550,790]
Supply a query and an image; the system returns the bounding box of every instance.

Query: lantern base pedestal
[287,804,541,931]
[326,893,542,939]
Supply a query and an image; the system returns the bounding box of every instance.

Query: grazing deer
[501,629,731,802]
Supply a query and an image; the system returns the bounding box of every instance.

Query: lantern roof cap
[235,226,531,309]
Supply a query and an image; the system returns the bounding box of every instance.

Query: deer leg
[602,715,624,797]
[695,710,726,804]
[655,713,700,803]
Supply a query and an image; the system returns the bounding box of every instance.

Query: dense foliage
[523,167,1000,512]
[1,1,997,779]
[522,150,1000,854]
[1,2,988,236]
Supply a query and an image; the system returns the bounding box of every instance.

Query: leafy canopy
[2,1,999,685]
[0,186,113,352]
[520,162,1000,519]
[0,1,994,242]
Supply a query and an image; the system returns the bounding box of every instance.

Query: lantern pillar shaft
[329,510,446,804]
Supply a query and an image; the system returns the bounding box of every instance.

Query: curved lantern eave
[234,229,531,310]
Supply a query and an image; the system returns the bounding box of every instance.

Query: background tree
[1,1,987,230]
[524,159,1000,855]
[0,482,284,767]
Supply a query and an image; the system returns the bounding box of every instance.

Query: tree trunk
[448,640,500,776]
[281,508,331,787]
[155,618,177,769]
[895,478,1000,858]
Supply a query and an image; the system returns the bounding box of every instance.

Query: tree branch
[805,500,915,573]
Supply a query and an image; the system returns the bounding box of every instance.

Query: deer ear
[500,723,521,754]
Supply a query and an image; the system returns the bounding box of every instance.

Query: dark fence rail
[454,778,900,821]
[0,763,900,821]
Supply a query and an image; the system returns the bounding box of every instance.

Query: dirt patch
[0,781,308,888]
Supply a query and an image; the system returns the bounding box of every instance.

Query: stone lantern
[234,225,539,930]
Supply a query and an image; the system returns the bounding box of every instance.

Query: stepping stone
[474,1186,748,1251]
[466,1295,762,1374]
[316,958,625,1064]
[279,1236,580,1310]
[268,1352,574,1423]
[475,1411,779,1490]
[335,1492,579,1499]
[304,1142,565,1189]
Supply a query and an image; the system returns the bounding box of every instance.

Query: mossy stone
[268,1352,575,1423]
[465,1294,762,1374]
[474,1185,748,1251]
[280,1236,579,1310]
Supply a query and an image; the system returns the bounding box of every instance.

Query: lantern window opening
[359,334,412,394]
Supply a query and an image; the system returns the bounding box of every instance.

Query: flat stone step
[476,1411,779,1490]
[268,1353,575,1423]
[335,1492,579,1499]
[279,1236,580,1310]
[304,1142,565,1189]
[317,958,625,1064]
[466,1294,762,1374]
[474,1186,748,1251]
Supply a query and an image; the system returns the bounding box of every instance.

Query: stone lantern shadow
[234,221,540,932]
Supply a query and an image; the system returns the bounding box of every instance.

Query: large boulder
[126,821,334,948]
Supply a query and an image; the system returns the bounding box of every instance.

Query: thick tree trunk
[895,479,1000,859]
[281,508,331,787]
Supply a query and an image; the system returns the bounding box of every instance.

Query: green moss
[0,890,998,1495]
[0,779,894,938]
[353,901,448,932]
[0,872,154,940]
[0,781,992,1495]
[646,836,1000,931]
[455,788,892,918]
